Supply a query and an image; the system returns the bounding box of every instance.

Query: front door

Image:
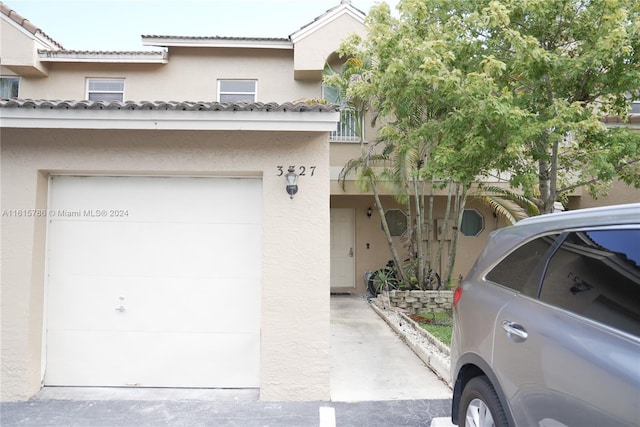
[330,208,355,288]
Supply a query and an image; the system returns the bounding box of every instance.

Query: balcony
[330,108,361,142]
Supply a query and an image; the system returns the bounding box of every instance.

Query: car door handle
[501,321,528,342]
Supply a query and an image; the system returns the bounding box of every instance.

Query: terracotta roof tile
[0,1,64,49]
[142,35,290,43]
[0,99,339,113]
[38,49,165,56]
[603,114,640,124]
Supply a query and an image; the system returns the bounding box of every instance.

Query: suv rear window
[486,234,560,296]
[540,229,640,337]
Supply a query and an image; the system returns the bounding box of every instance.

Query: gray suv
[450,203,640,427]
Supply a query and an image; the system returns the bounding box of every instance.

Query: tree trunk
[538,158,555,214]
[426,181,435,274]
[371,177,408,283]
[445,184,468,288]
[413,178,425,288]
[434,181,453,289]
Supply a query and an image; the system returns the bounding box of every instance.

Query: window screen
[87,79,124,101]
[218,80,256,102]
[384,210,407,236]
[540,229,640,337]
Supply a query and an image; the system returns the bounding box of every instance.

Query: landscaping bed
[408,312,453,346]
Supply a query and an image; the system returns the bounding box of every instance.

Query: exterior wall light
[367,207,372,218]
[285,167,298,199]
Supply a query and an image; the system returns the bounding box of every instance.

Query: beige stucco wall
[293,12,367,79]
[1,127,331,402]
[330,194,506,294]
[0,15,50,76]
[567,180,640,210]
[18,48,323,103]
[0,18,36,66]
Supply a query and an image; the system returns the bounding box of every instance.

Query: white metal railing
[330,109,361,142]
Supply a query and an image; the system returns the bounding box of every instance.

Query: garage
[44,175,262,388]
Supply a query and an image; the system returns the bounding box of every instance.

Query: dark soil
[409,314,433,324]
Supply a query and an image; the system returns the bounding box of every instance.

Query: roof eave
[0,100,340,131]
[0,109,340,132]
[603,114,640,130]
[289,3,366,43]
[0,3,65,49]
[141,36,293,50]
[37,50,169,64]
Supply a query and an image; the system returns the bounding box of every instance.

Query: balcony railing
[330,109,361,142]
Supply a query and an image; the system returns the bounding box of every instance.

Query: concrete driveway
[330,294,452,401]
[0,295,453,426]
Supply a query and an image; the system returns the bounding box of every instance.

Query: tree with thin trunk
[332,0,640,288]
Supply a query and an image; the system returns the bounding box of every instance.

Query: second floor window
[218,80,257,103]
[1,76,19,98]
[87,79,125,101]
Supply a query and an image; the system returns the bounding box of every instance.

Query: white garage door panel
[48,222,262,278]
[45,176,262,388]
[45,331,260,387]
[47,276,260,332]
[51,176,261,224]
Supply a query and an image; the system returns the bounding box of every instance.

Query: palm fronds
[471,186,540,225]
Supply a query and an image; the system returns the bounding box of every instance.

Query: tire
[367,268,395,295]
[458,376,509,427]
[367,270,381,296]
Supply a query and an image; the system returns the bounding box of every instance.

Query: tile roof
[37,50,168,63]
[0,99,339,113]
[289,0,366,39]
[142,35,290,43]
[603,114,640,124]
[38,49,166,56]
[0,1,64,49]
[141,35,293,49]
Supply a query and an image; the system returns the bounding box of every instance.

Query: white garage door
[44,176,262,388]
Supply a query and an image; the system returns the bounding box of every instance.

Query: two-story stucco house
[1,0,638,403]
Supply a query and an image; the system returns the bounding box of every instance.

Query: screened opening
[460,209,484,236]
[218,80,257,103]
[385,210,407,236]
[87,79,125,101]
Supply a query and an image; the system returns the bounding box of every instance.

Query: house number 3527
[276,166,316,176]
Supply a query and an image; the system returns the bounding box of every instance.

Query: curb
[370,302,452,389]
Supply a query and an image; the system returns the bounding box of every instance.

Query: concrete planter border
[376,290,454,314]
[370,300,452,387]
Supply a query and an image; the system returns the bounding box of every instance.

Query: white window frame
[217,80,257,103]
[86,78,125,101]
[460,209,484,237]
[1,76,20,98]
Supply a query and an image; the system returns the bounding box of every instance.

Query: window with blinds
[87,79,125,101]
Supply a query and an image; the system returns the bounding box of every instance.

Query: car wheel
[459,376,509,427]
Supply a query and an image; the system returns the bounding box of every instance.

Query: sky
[3,0,400,51]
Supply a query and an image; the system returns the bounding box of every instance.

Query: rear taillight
[453,285,463,308]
